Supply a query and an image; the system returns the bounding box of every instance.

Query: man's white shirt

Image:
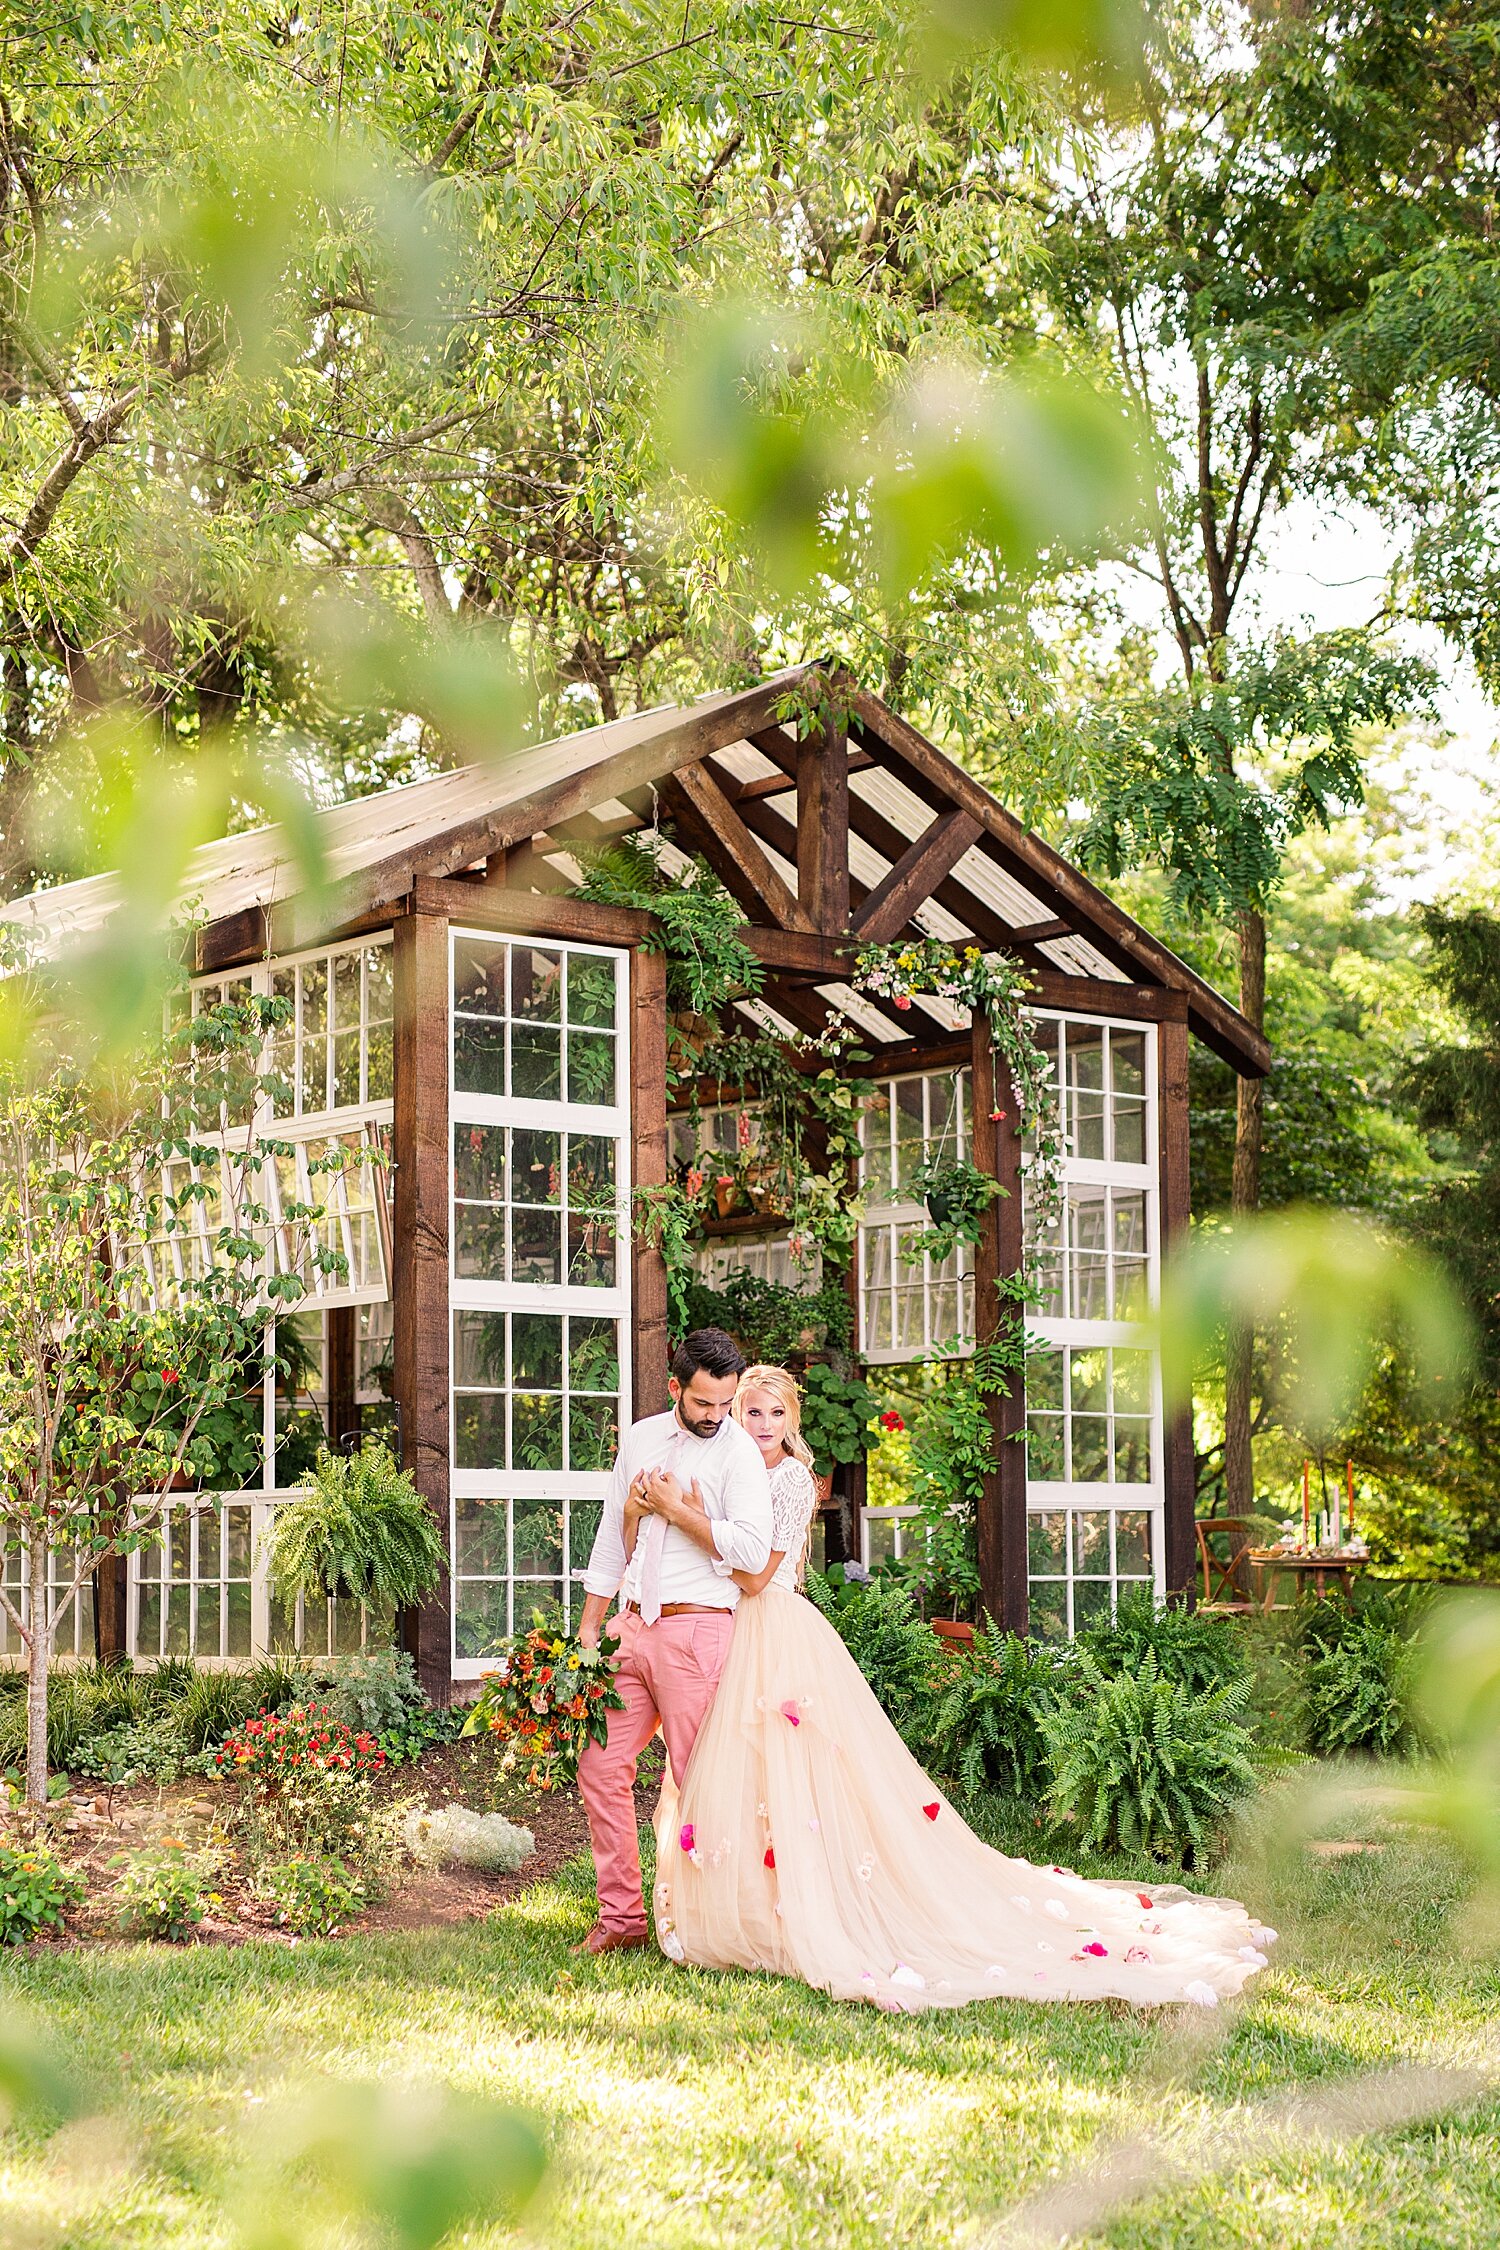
[582,1409,773,1610]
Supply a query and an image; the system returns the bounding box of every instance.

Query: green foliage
[110,1841,222,1942]
[573,837,762,1029]
[259,1854,367,1937]
[927,1625,1069,1801]
[901,1155,1003,1266]
[304,1649,427,1739]
[903,1349,1016,1616]
[378,1705,470,1768]
[1076,1589,1249,1696]
[679,1268,852,1364]
[1298,1589,1431,1759]
[804,1570,941,1735]
[797,1363,881,1476]
[1078,636,1434,923]
[1039,1652,1258,1863]
[0,1839,84,1944]
[267,1443,444,1613]
[236,1761,401,1893]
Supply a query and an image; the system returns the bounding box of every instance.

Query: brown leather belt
[621,1600,731,1619]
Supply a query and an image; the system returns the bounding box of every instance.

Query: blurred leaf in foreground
[1156,1206,1469,1439]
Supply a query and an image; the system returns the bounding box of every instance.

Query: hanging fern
[1039,1652,1257,1863]
[266,1442,444,1613]
[572,834,763,1025]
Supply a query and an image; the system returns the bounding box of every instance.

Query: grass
[4,1783,1500,2250]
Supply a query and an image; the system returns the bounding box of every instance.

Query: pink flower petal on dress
[922,1803,940,1821]
[781,1700,802,1726]
[1082,1942,1107,1958]
[678,1824,695,1853]
[1124,1946,1152,1966]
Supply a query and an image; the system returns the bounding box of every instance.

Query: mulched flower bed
[27,1735,664,1948]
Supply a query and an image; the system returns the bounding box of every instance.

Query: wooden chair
[1195,1517,1260,1612]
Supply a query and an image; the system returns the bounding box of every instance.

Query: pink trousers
[577,1608,735,1937]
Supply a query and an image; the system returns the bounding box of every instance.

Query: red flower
[879,1410,905,1433]
[763,1846,776,1870]
[893,995,911,1010]
[922,1803,940,1821]
[161,1367,180,1387]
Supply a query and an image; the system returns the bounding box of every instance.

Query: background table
[1248,1549,1371,1608]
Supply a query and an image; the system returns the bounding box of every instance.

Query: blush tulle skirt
[652,1585,1275,2012]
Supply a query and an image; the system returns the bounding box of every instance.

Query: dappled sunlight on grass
[5,1821,1500,2250]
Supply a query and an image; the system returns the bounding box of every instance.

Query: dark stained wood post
[1157,998,1197,1606]
[94,1551,127,1661]
[630,943,671,1420]
[326,1306,357,1451]
[971,1017,1028,1634]
[392,907,452,1703]
[796,711,850,933]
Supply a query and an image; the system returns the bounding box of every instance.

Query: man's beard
[677,1406,724,1439]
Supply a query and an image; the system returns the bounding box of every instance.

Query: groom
[574,1327,772,1956]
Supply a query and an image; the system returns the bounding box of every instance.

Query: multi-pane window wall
[448,932,630,1672]
[858,1069,974,1360]
[1023,1016,1162,1636]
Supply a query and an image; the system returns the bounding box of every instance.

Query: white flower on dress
[1238,1947,1268,1967]
[659,1927,686,1963]
[1183,1980,1220,2009]
[890,1964,926,1990]
[1042,1899,1070,1922]
[1009,1895,1033,1913]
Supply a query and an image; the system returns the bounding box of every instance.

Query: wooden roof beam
[666,762,816,934]
[851,809,984,945]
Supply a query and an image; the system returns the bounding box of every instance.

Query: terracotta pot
[812,1472,834,1509]
[712,1178,740,1219]
[931,1617,975,1649]
[166,1469,199,1493]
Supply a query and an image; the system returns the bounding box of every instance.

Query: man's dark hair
[672,1328,747,1384]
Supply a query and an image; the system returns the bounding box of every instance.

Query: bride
[625,1362,1274,2013]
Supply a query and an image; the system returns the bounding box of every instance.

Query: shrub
[305,1649,426,1739]
[0,1839,84,1944]
[1040,1653,1258,1863]
[380,1705,469,1767]
[805,1570,941,1735]
[111,1840,222,1941]
[927,1628,1070,1801]
[402,1804,535,1874]
[1302,1617,1424,1757]
[259,1854,366,1936]
[74,1714,190,1786]
[1077,1589,1249,1695]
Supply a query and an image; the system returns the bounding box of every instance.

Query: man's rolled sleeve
[582,1453,631,1597]
[709,1454,773,1577]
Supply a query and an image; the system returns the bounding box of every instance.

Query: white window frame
[447,928,632,1677]
[857,1066,975,1363]
[1023,1010,1165,1623]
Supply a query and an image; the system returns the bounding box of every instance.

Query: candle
[1332,1468,1342,1553]
[1346,1457,1355,1540]
[1302,1459,1310,1545]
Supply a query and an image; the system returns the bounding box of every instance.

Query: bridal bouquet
[461,1622,623,1793]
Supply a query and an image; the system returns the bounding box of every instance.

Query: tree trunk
[1223,905,1266,1517]
[25,1530,51,1808]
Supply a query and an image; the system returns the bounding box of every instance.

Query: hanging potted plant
[265,1440,444,1613]
[905,1154,1003,1264]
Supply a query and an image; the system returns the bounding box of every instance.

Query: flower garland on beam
[854,937,1064,1231]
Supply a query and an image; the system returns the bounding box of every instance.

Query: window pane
[454,937,506,1018]
[1026,1348,1064,1411]
[1115,1511,1151,1574]
[365,944,394,1022]
[1073,1510,1109,1573]
[453,1311,508,1388]
[333,1028,361,1109]
[568,1030,616,1106]
[567,954,617,1029]
[455,1582,508,1660]
[455,1498,508,1577]
[511,947,563,1022]
[1073,1578,1113,1630]
[1112,1349,1151,1414]
[1112,1031,1146,1100]
[512,1129,561,1205]
[1113,1418,1152,1482]
[1026,1416,1065,1481]
[511,1024,562,1101]
[570,1498,603,1576]
[1028,1579,1068,1640]
[863,1513,899,1568]
[511,1313,563,1388]
[513,1499,564,1575]
[1028,1511,1067,1573]
[334,949,362,1033]
[1072,1416,1109,1481]
[510,1204,562,1285]
[1113,1098,1147,1166]
[568,1212,616,1289]
[454,1392,507,1469]
[569,1395,618,1473]
[453,1018,505,1098]
[512,1392,564,1471]
[1066,1026,1106,1159]
[454,1123,506,1203]
[454,1205,509,1279]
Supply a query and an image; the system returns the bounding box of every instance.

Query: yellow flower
[567,1654,580,1669]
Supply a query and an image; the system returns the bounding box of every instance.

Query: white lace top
[767,1456,818,1592]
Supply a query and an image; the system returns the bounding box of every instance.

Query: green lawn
[4,1803,1499,2250]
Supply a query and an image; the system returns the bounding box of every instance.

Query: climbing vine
[854,937,1063,1231]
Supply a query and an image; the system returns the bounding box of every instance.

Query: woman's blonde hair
[732,1364,815,1467]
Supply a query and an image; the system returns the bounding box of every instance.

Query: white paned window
[861,1505,919,1570]
[0,1545,96,1660]
[669,1101,763,1170]
[269,944,394,1117]
[449,932,629,1671]
[124,1494,372,1665]
[858,1068,974,1361]
[695,1236,823,1291]
[1023,1012,1163,1628]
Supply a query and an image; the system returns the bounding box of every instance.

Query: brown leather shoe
[572,1922,651,1957]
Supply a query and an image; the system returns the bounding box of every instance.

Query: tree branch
[430,0,509,173]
